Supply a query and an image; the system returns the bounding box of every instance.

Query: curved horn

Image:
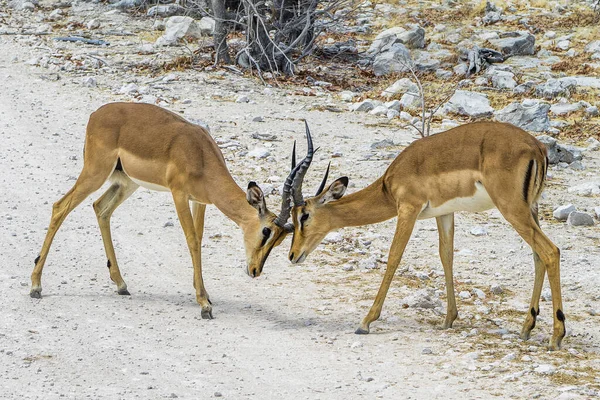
[315,161,330,196]
[275,141,297,227]
[291,121,315,206]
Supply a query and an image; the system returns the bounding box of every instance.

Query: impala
[287,121,565,350]
[30,102,308,318]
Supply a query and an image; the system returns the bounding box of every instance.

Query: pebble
[472,288,486,299]
[534,364,556,375]
[470,226,488,236]
[164,221,174,227]
[490,284,503,295]
[350,341,363,349]
[553,204,575,221]
[422,347,433,354]
[214,392,222,398]
[541,287,552,302]
[459,291,471,299]
[236,95,250,103]
[567,211,594,227]
[247,147,270,159]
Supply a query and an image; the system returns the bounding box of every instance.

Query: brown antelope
[287,121,565,350]
[30,102,308,318]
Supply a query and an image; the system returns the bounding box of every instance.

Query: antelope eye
[262,227,272,237]
[300,214,309,222]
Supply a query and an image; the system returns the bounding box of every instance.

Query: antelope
[30,102,307,319]
[287,121,566,350]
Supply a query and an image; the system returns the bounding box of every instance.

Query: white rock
[473,288,486,299]
[198,17,215,36]
[370,105,389,116]
[324,232,344,243]
[534,364,556,375]
[359,256,379,270]
[567,211,594,227]
[490,284,503,294]
[459,291,471,299]
[82,77,97,87]
[553,204,575,221]
[339,91,357,102]
[444,90,494,118]
[380,78,418,99]
[155,16,202,46]
[541,287,552,302]
[87,19,101,30]
[470,226,488,236]
[248,147,270,159]
[236,95,250,103]
[119,83,139,94]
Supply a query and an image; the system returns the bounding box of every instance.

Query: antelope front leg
[191,202,210,305]
[436,213,458,329]
[172,192,213,319]
[356,206,418,334]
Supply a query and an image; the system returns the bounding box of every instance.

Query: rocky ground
[1,0,600,399]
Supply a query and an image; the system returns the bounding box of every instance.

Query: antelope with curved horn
[287,121,565,350]
[30,102,309,318]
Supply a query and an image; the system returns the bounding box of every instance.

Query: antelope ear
[247,182,267,217]
[319,177,348,204]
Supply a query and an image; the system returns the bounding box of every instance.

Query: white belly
[129,177,171,192]
[418,182,495,219]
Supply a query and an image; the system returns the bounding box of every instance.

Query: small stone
[359,256,379,270]
[342,264,354,272]
[567,211,594,227]
[247,147,270,159]
[87,19,101,30]
[370,105,389,116]
[324,232,343,243]
[594,207,600,219]
[236,95,250,103]
[473,288,486,299]
[164,221,174,227]
[502,353,516,362]
[350,341,363,349]
[553,204,575,221]
[459,291,471,299]
[82,77,96,87]
[490,284,503,295]
[252,116,264,122]
[214,392,222,398]
[470,226,488,236]
[422,347,433,354]
[534,364,556,375]
[350,100,378,112]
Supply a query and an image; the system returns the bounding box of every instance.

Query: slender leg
[496,202,565,350]
[356,205,419,334]
[31,168,111,298]
[436,213,458,329]
[172,192,212,319]
[191,201,210,304]
[93,178,139,295]
[520,203,546,340]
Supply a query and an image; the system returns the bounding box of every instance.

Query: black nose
[289,253,294,262]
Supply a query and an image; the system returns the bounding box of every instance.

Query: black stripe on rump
[522,160,534,203]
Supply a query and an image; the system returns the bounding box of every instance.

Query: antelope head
[243,123,317,277]
[286,123,349,264]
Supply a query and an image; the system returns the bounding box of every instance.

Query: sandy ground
[2,18,600,400]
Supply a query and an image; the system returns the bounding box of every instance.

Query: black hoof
[30,290,42,299]
[201,308,214,320]
[118,289,131,296]
[355,327,369,335]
